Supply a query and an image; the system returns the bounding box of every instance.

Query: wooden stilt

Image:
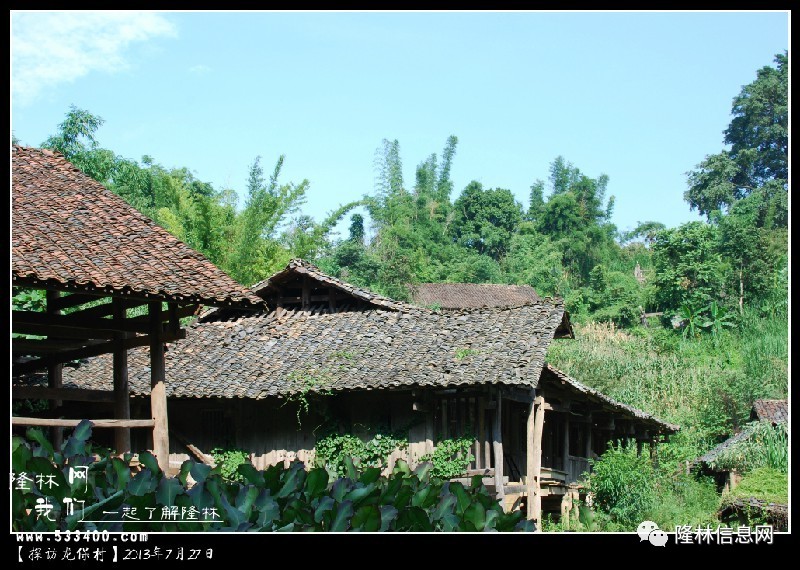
[113,298,131,454]
[531,395,546,530]
[493,389,505,507]
[149,302,169,472]
[46,290,63,450]
[526,394,536,521]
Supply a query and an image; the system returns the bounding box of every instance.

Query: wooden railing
[568,456,590,483]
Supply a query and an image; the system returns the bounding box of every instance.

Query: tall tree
[685,52,788,228]
[451,182,523,261]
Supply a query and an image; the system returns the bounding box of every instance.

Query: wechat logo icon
[638,521,668,547]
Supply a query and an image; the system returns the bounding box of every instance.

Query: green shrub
[314,430,408,477]
[587,441,656,528]
[420,434,475,479]
[209,447,250,483]
[12,421,533,532]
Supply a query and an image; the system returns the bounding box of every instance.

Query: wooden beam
[12,386,115,403]
[13,310,151,335]
[149,302,170,473]
[13,329,186,375]
[128,303,199,325]
[12,338,108,354]
[48,292,107,312]
[113,298,131,454]
[503,387,535,404]
[12,417,155,428]
[12,323,117,340]
[493,389,505,506]
[171,429,216,467]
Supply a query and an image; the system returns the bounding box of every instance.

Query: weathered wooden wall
[155,390,436,473]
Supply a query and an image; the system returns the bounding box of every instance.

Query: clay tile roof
[62,299,567,399]
[751,399,788,424]
[12,146,263,307]
[253,258,418,313]
[542,364,679,433]
[410,283,541,309]
[696,429,752,465]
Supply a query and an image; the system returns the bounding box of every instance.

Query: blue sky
[11,11,789,238]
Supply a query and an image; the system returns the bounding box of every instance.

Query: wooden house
[11,145,264,471]
[58,259,677,525]
[695,399,788,492]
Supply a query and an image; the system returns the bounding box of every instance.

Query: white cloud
[11,11,177,105]
[189,64,211,75]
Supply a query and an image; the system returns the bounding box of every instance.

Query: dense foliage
[12,422,533,532]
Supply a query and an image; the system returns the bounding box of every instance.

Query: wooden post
[650,436,659,469]
[328,288,336,312]
[563,413,571,476]
[480,396,490,469]
[46,290,63,449]
[424,410,434,457]
[493,389,505,506]
[526,394,536,520]
[113,298,131,454]
[585,420,593,460]
[149,302,170,472]
[301,276,310,310]
[531,396,546,529]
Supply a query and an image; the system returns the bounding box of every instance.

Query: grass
[547,310,788,468]
[546,310,787,530]
[723,467,788,505]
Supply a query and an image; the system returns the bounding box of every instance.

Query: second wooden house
[58,259,678,526]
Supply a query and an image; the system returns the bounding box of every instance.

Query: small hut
[11,146,264,470]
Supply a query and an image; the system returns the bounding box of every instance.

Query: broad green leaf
[449,481,471,514]
[156,476,184,506]
[359,467,381,485]
[111,457,132,488]
[219,493,246,528]
[137,451,161,475]
[255,494,281,529]
[483,509,500,530]
[26,428,54,456]
[430,493,457,521]
[304,468,329,499]
[396,506,432,531]
[330,478,352,503]
[393,484,414,509]
[190,462,212,484]
[412,462,432,480]
[330,500,354,531]
[276,463,306,499]
[177,460,193,487]
[235,486,260,519]
[344,483,376,505]
[379,505,398,531]
[343,456,357,480]
[351,505,380,531]
[464,501,487,530]
[237,463,263,487]
[127,469,157,496]
[314,496,335,524]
